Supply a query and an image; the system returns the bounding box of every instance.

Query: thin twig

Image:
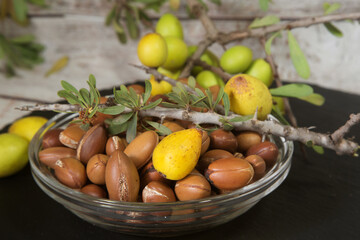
[332,113,360,142]
[193,59,231,81]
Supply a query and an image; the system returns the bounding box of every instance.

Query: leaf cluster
[0,34,45,77]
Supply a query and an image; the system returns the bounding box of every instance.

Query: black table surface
[1,84,360,240]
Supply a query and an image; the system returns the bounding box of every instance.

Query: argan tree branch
[193,59,231,81]
[331,113,360,143]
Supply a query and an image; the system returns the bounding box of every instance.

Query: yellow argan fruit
[137,33,168,68]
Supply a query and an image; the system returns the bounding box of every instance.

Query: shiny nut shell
[205,158,254,191]
[244,155,266,180]
[162,122,185,133]
[140,161,171,190]
[175,171,211,201]
[77,124,107,165]
[86,154,109,185]
[54,157,87,189]
[105,136,127,156]
[39,147,77,168]
[105,149,140,201]
[246,141,279,167]
[80,184,107,198]
[196,149,234,173]
[142,181,176,203]
[124,131,159,169]
[236,131,262,153]
[42,129,64,149]
[200,130,210,156]
[209,129,238,153]
[59,124,86,149]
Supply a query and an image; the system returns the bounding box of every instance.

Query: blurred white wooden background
[1,0,360,129]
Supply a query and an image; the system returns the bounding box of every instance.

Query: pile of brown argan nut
[38,115,279,203]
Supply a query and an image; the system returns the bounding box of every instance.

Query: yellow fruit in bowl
[156,13,183,39]
[224,74,272,120]
[220,45,253,74]
[149,76,172,96]
[0,133,29,178]
[137,33,168,68]
[152,129,202,180]
[161,36,188,71]
[245,59,274,87]
[8,116,48,142]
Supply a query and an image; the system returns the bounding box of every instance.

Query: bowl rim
[29,112,294,211]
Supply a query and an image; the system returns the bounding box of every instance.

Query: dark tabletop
[1,84,360,240]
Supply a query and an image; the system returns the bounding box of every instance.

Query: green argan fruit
[220,45,253,74]
[245,59,274,87]
[156,13,183,39]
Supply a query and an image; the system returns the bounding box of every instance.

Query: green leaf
[27,0,47,7]
[209,0,221,6]
[13,0,28,23]
[10,34,35,44]
[188,76,196,89]
[143,80,152,103]
[146,120,172,135]
[214,87,224,106]
[57,90,82,105]
[98,105,125,115]
[125,9,139,39]
[223,92,230,116]
[271,108,290,125]
[61,80,79,95]
[223,123,234,131]
[270,83,313,98]
[88,74,96,87]
[312,145,324,154]
[323,2,341,15]
[142,98,162,110]
[205,88,214,109]
[287,31,311,79]
[45,56,69,77]
[324,22,343,38]
[298,93,325,106]
[229,115,253,122]
[108,121,129,135]
[249,15,280,29]
[126,113,138,143]
[113,112,134,125]
[117,32,127,44]
[258,0,269,11]
[265,31,281,55]
[79,88,91,106]
[105,5,116,26]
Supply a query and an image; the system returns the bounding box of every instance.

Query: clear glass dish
[29,112,293,237]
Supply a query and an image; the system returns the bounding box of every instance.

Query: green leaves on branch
[249,15,279,29]
[323,2,343,38]
[287,31,311,79]
[265,31,281,55]
[258,0,271,11]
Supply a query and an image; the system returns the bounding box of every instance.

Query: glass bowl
[29,112,293,237]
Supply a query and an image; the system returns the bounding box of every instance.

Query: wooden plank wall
[1,0,360,129]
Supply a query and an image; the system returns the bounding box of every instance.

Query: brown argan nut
[77,124,107,165]
[105,150,140,202]
[59,124,87,149]
[175,170,211,201]
[54,157,87,189]
[196,149,234,173]
[140,161,171,190]
[246,141,279,167]
[209,129,238,153]
[127,84,145,95]
[205,158,254,191]
[162,121,184,133]
[236,131,262,153]
[105,136,127,156]
[244,155,266,180]
[80,184,107,198]
[39,147,77,168]
[86,154,109,185]
[142,181,176,203]
[200,130,210,156]
[42,129,64,149]
[124,131,159,169]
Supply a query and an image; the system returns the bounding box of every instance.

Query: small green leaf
[126,113,138,143]
[79,88,91,106]
[249,15,280,29]
[142,98,162,110]
[146,120,172,135]
[117,32,127,44]
[125,9,139,39]
[13,0,28,23]
[105,5,116,26]
[188,76,196,89]
[312,145,325,154]
[258,0,270,11]
[209,0,221,6]
[45,56,69,77]
[271,108,290,125]
[57,90,82,105]
[61,80,79,95]
[108,121,129,135]
[143,80,152,103]
[98,105,125,115]
[160,102,179,108]
[298,93,325,106]
[88,74,96,87]
[265,31,281,55]
[229,115,253,122]
[287,31,311,79]
[113,112,134,125]
[223,123,234,131]
[214,87,224,106]
[324,22,343,38]
[323,2,341,15]
[223,92,230,116]
[10,34,35,44]
[270,83,313,98]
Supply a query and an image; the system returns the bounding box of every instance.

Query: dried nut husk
[236,131,262,153]
[153,129,202,180]
[39,147,77,168]
[244,155,266,180]
[105,136,127,156]
[59,124,87,149]
[175,170,211,201]
[77,124,107,165]
[140,161,171,190]
[80,184,107,198]
[124,131,159,169]
[42,129,64,149]
[142,181,176,203]
[196,149,234,174]
[54,157,87,189]
[205,158,254,191]
[86,154,109,185]
[105,149,140,202]
[209,129,238,153]
[246,141,279,167]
